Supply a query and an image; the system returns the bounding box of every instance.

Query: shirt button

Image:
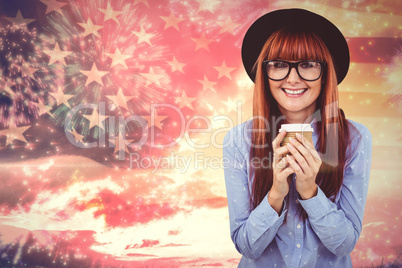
[297,244,301,248]
[295,199,299,204]
[297,224,301,229]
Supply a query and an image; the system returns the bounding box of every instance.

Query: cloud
[0,156,234,263]
[168,228,181,235]
[186,197,227,209]
[126,253,157,257]
[0,155,117,212]
[125,239,159,249]
[159,243,190,247]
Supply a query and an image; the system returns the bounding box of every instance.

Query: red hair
[250,28,355,219]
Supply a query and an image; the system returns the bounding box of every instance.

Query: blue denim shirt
[223,119,372,267]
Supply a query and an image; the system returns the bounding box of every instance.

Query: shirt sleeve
[298,125,372,256]
[223,126,286,260]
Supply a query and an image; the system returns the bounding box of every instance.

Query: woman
[223,9,372,267]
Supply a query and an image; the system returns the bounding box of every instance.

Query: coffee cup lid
[279,124,314,132]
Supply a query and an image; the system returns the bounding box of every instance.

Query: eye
[299,61,319,69]
[271,61,288,68]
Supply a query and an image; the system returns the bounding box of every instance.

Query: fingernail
[296,133,301,138]
[287,143,293,149]
[289,137,295,143]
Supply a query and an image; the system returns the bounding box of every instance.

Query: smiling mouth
[282,88,307,96]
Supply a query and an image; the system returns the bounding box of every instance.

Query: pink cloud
[159,243,190,247]
[168,229,181,235]
[126,253,158,257]
[125,239,160,249]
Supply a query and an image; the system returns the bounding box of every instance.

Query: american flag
[0,0,401,267]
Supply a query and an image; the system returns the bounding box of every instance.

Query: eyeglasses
[262,60,326,81]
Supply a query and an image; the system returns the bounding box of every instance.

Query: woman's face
[268,61,322,115]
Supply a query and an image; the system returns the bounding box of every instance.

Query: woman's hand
[286,133,322,200]
[268,130,295,214]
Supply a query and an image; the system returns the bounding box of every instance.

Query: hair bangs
[267,29,326,62]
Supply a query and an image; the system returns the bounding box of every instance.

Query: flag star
[132,0,149,7]
[83,109,106,130]
[69,127,85,143]
[174,91,197,110]
[213,61,236,79]
[77,18,103,38]
[160,13,185,30]
[133,26,155,46]
[80,63,109,87]
[197,75,217,93]
[43,43,73,66]
[195,0,221,13]
[106,88,135,111]
[191,33,212,51]
[222,97,239,113]
[217,16,241,35]
[16,62,39,79]
[49,86,74,108]
[106,48,131,69]
[166,56,186,73]
[4,10,35,25]
[98,2,123,24]
[109,132,134,154]
[39,0,67,15]
[141,102,160,114]
[140,67,165,87]
[142,113,168,130]
[0,79,16,97]
[32,101,53,117]
[0,122,30,146]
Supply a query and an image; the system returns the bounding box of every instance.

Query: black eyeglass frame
[262,60,326,81]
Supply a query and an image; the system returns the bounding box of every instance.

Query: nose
[286,67,301,83]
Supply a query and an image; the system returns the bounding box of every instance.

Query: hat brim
[241,8,350,84]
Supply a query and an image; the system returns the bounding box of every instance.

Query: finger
[287,142,309,173]
[295,133,321,162]
[289,137,315,167]
[274,145,290,157]
[273,150,283,165]
[272,130,287,150]
[281,167,295,177]
[286,153,304,176]
[295,132,313,149]
[276,157,289,170]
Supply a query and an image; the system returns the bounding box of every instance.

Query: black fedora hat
[241,8,350,84]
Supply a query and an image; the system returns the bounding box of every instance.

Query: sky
[0,0,401,267]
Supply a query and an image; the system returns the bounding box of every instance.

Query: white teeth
[283,89,306,95]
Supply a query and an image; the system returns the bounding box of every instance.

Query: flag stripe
[368,170,402,200]
[348,37,402,63]
[340,63,395,94]
[348,116,401,147]
[340,92,400,117]
[371,146,401,169]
